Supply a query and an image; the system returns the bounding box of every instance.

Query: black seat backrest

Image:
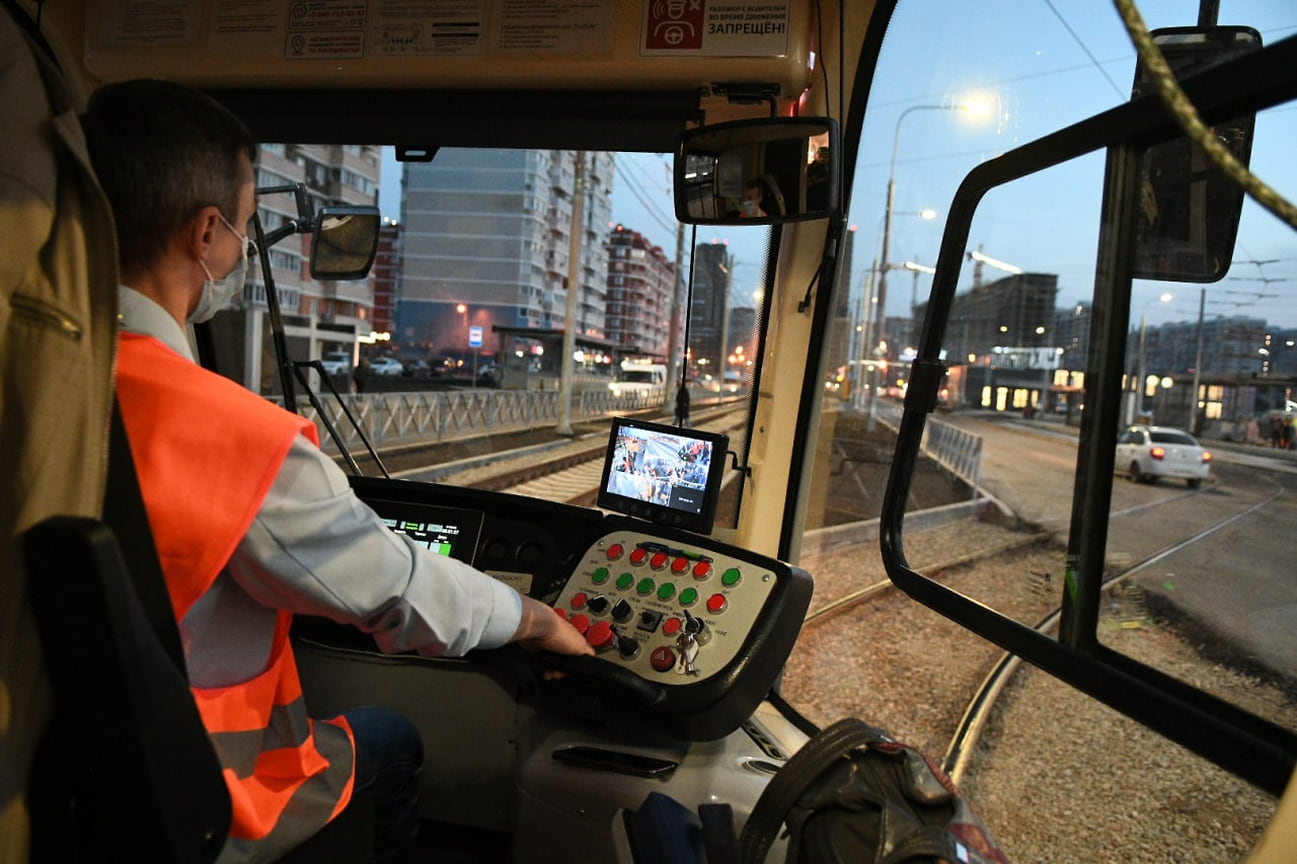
[24,514,231,863]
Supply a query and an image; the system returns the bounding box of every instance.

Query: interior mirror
[310,205,381,280]
[675,117,839,225]
[1131,26,1260,282]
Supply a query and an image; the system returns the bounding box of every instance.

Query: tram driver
[81,78,593,864]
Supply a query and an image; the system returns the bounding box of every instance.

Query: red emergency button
[706,594,728,614]
[606,543,625,561]
[692,561,712,579]
[650,551,669,570]
[570,592,588,610]
[569,613,591,635]
[662,617,683,636]
[586,620,616,651]
[650,646,676,672]
[629,547,648,565]
[671,556,690,574]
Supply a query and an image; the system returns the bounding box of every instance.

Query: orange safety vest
[115,333,354,856]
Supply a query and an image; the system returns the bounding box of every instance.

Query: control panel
[553,530,777,685]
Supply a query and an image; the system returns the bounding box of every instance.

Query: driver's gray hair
[83,79,257,279]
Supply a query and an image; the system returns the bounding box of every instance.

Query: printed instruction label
[641,0,789,56]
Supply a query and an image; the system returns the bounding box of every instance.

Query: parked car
[320,351,351,377]
[1116,425,1212,488]
[369,357,404,377]
[402,359,431,378]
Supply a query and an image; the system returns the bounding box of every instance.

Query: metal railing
[291,386,667,454]
[871,399,983,495]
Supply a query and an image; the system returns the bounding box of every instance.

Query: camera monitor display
[597,416,729,535]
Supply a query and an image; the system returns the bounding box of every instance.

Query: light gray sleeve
[227,435,523,656]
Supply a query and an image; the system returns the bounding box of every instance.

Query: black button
[637,610,662,632]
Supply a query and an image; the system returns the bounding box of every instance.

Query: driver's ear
[186,205,222,260]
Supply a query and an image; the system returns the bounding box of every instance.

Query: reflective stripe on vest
[115,334,354,855]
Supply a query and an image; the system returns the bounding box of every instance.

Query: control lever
[539,652,668,708]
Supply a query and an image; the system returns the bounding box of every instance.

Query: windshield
[793,0,1295,853]
[204,146,764,531]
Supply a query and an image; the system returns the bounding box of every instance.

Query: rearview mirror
[310,205,382,280]
[675,117,839,225]
[1131,26,1260,282]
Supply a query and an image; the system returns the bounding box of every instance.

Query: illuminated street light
[1130,291,1173,424]
[876,102,983,361]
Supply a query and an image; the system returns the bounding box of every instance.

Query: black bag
[739,718,1008,864]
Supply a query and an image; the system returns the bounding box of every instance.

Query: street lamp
[876,102,985,360]
[1130,292,1173,424]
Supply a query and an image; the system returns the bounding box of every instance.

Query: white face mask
[741,198,760,216]
[190,214,252,325]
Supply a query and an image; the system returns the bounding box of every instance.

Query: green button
[657,582,676,601]
[616,572,634,590]
[721,567,742,587]
[636,578,655,596]
[679,587,698,606]
[591,567,610,585]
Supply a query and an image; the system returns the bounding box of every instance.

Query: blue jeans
[342,706,424,864]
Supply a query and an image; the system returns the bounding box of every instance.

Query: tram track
[793,467,1293,793]
[957,478,1288,786]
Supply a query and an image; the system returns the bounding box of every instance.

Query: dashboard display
[361,499,485,566]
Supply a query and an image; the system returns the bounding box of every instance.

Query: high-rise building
[1055,300,1093,373]
[395,149,613,365]
[935,272,1059,364]
[605,225,675,360]
[1139,315,1267,377]
[235,143,381,395]
[689,242,732,378]
[370,218,402,339]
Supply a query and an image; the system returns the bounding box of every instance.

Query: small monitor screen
[597,417,729,534]
[361,499,485,565]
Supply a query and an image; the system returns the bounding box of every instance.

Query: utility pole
[1190,288,1206,434]
[665,222,687,390]
[557,152,585,436]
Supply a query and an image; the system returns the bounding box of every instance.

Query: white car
[1116,425,1212,488]
[320,351,351,376]
[369,357,404,377]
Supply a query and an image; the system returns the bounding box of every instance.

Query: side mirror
[310,205,382,280]
[1131,26,1261,282]
[675,117,840,225]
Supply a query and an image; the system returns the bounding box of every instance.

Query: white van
[609,360,667,397]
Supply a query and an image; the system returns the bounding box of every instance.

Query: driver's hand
[511,595,594,658]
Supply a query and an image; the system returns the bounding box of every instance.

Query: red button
[662,617,682,636]
[650,551,669,570]
[554,607,568,620]
[706,594,727,614]
[607,543,625,561]
[692,561,712,579]
[650,646,676,672]
[570,592,588,610]
[630,548,648,565]
[569,613,591,635]
[671,557,690,574]
[586,620,616,651]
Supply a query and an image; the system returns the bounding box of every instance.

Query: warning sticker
[369,0,484,58]
[96,2,200,47]
[286,1,367,59]
[494,0,616,54]
[642,0,789,57]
